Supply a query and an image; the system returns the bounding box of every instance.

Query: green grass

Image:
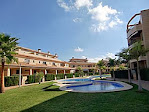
[0,82,149,112]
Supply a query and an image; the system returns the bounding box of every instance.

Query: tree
[36,72,44,84]
[96,60,105,77]
[0,33,19,93]
[76,66,84,77]
[108,58,116,80]
[116,48,132,83]
[129,41,149,91]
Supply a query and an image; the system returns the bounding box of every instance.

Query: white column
[19,66,22,87]
[55,70,58,80]
[45,69,47,74]
[93,69,95,75]
[7,68,10,76]
[64,70,66,74]
[30,69,32,75]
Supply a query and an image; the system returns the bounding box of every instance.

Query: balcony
[130,56,147,63]
[127,24,142,39]
[128,41,144,49]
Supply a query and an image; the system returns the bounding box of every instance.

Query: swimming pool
[59,80,133,93]
[59,78,92,82]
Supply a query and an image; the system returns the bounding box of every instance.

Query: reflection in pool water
[66,81,124,92]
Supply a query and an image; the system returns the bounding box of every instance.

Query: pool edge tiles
[59,81,133,93]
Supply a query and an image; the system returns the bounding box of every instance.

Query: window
[16,70,19,74]
[24,59,30,63]
[39,61,40,63]
[43,61,46,64]
[53,63,56,66]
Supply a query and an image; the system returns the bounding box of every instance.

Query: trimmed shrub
[66,73,73,78]
[74,73,79,77]
[45,74,55,81]
[56,74,64,79]
[140,68,149,81]
[95,72,99,75]
[88,72,93,76]
[111,70,128,79]
[4,76,19,87]
[26,74,39,84]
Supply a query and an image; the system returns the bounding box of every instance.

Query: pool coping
[58,80,133,93]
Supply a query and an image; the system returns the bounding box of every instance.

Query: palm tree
[76,66,84,77]
[129,41,149,91]
[116,48,132,83]
[108,58,116,80]
[97,60,105,77]
[36,72,44,84]
[0,33,19,93]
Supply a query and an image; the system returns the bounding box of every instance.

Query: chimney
[72,57,74,59]
[38,49,41,52]
[55,53,58,57]
[48,51,50,54]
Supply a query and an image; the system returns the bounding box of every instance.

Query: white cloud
[57,0,72,11]
[106,52,116,59]
[73,18,82,23]
[90,23,108,32]
[57,0,123,32]
[88,2,117,22]
[89,2,123,32]
[74,0,93,10]
[109,20,117,28]
[74,47,84,52]
[82,52,116,63]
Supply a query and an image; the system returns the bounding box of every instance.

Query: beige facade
[0,47,74,76]
[69,57,97,72]
[127,9,149,69]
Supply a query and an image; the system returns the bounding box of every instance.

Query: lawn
[0,82,149,112]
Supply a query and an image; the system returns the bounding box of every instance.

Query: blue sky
[0,0,149,62]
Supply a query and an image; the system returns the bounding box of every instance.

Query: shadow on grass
[42,85,62,91]
[21,84,149,112]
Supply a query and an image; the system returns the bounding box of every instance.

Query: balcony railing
[127,24,142,39]
[128,41,144,49]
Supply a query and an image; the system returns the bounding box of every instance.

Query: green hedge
[88,72,93,76]
[66,73,73,78]
[95,72,99,75]
[0,76,19,87]
[56,74,64,80]
[45,74,55,81]
[26,74,39,84]
[5,76,19,87]
[140,68,149,81]
[111,70,129,79]
[74,73,79,77]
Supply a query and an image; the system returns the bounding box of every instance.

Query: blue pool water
[66,81,124,92]
[60,78,92,82]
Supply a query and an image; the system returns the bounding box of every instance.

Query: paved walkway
[5,81,52,91]
[5,78,149,91]
[107,78,149,91]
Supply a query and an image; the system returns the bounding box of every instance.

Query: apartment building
[0,47,75,77]
[69,57,97,73]
[127,9,149,69]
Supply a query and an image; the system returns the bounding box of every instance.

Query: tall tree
[129,41,149,91]
[116,48,132,83]
[108,58,116,80]
[76,66,84,77]
[97,60,105,77]
[0,33,19,93]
